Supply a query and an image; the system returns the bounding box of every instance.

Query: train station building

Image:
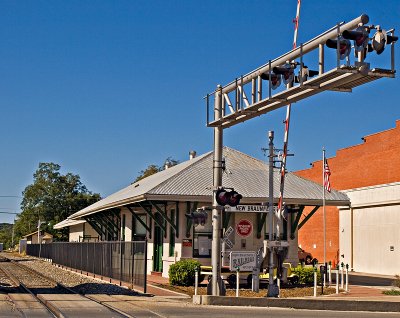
[54,147,348,278]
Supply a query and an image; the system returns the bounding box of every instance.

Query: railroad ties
[0,254,130,317]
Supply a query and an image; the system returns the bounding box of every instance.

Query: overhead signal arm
[206,14,396,129]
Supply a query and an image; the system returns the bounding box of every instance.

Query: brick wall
[294,120,400,265]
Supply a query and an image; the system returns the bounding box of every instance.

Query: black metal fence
[26,241,147,292]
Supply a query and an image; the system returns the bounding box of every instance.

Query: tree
[133,157,179,183]
[14,162,101,241]
[0,223,13,249]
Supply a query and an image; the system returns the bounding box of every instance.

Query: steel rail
[0,261,58,317]
[1,256,133,318]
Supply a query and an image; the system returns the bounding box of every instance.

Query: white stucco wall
[340,182,400,276]
[69,224,84,242]
[339,209,352,268]
[120,208,133,241]
[83,222,98,239]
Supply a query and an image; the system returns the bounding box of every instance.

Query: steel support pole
[323,149,326,267]
[211,85,223,296]
[267,131,278,297]
[319,44,324,75]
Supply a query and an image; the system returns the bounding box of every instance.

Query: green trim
[185,201,198,238]
[175,202,179,238]
[126,206,151,233]
[290,205,305,239]
[257,213,267,239]
[149,201,177,236]
[110,208,121,222]
[97,211,120,238]
[298,206,320,230]
[84,217,106,239]
[169,209,175,257]
[223,211,231,229]
[137,202,166,234]
[91,213,118,238]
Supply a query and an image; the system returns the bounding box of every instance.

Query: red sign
[236,219,253,237]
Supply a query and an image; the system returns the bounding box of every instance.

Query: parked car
[298,247,313,264]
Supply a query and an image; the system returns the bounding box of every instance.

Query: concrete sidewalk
[193,283,400,312]
[145,274,189,298]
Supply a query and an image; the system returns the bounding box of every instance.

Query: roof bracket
[298,206,320,230]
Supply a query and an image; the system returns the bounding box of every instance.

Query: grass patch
[383,289,400,296]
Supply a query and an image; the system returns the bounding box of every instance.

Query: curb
[193,295,400,312]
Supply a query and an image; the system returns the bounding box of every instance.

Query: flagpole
[322,148,326,267]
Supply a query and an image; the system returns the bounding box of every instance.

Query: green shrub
[168,259,202,286]
[292,266,322,285]
[383,289,400,296]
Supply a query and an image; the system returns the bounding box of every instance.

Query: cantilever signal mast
[276,0,301,231]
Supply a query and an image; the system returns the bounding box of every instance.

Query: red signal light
[273,64,295,85]
[260,73,281,90]
[343,26,369,52]
[326,37,352,60]
[215,188,242,207]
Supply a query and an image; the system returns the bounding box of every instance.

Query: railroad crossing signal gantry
[206,14,396,129]
[206,13,397,297]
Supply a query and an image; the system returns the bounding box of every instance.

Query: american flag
[324,158,331,192]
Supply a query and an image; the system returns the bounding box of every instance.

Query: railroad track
[0,255,133,318]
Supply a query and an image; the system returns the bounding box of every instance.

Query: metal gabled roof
[62,147,349,223]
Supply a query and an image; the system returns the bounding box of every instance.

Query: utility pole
[267,131,279,297]
[11,218,15,249]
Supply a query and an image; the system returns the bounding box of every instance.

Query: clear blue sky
[1,0,399,223]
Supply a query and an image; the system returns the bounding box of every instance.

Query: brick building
[295,120,400,274]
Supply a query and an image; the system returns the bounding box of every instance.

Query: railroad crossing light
[326,36,352,60]
[273,64,295,85]
[342,26,369,52]
[260,72,281,90]
[185,210,208,226]
[215,188,242,207]
[295,66,319,83]
[371,28,398,55]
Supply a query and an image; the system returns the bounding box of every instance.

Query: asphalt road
[102,297,400,318]
[2,294,400,317]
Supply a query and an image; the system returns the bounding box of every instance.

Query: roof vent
[164,161,172,170]
[189,150,197,160]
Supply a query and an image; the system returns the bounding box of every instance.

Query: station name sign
[224,205,278,213]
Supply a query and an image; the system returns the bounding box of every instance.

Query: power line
[0,196,22,198]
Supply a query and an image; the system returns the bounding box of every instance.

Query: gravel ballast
[1,253,141,296]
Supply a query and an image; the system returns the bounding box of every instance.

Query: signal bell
[215,188,242,207]
[371,28,398,55]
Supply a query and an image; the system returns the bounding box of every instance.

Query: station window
[132,214,147,241]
